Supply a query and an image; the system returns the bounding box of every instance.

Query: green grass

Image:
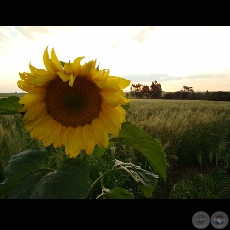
[126,99,230,166]
[0,115,43,168]
[0,99,230,198]
[0,114,70,170]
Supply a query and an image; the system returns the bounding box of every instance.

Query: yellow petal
[63,126,76,156]
[19,72,36,81]
[100,90,124,107]
[43,46,58,74]
[102,77,122,89]
[91,118,108,148]
[68,127,76,157]
[80,60,95,76]
[103,77,130,91]
[72,56,85,75]
[41,119,59,147]
[19,96,45,112]
[82,124,96,155]
[29,63,38,73]
[23,102,46,121]
[118,78,131,89]
[72,126,83,157]
[64,63,73,75]
[69,74,74,87]
[30,115,50,140]
[99,111,119,137]
[29,63,50,76]
[93,69,110,81]
[57,72,70,82]
[115,105,126,122]
[17,80,31,91]
[51,48,64,71]
[19,93,44,104]
[53,125,66,148]
[63,126,73,146]
[30,125,44,140]
[123,97,132,104]
[91,70,109,88]
[46,122,62,146]
[31,74,57,86]
[92,79,107,88]
[24,109,46,130]
[101,103,121,128]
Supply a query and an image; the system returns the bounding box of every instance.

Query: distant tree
[182,86,194,92]
[130,83,143,98]
[130,80,162,99]
[141,85,150,98]
[149,80,162,98]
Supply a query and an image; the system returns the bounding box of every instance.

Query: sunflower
[17,46,131,157]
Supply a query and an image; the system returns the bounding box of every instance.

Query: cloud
[133,26,156,44]
[123,73,230,92]
[123,73,180,82]
[0,26,15,42]
[124,73,229,82]
[186,74,227,79]
[14,26,52,39]
[0,31,8,42]
[111,44,119,51]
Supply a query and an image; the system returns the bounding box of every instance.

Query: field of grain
[1,98,230,198]
[126,99,230,166]
[0,93,26,98]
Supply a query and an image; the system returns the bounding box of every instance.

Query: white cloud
[0,26,230,92]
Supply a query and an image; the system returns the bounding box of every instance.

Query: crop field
[0,93,26,98]
[126,99,230,166]
[0,98,230,198]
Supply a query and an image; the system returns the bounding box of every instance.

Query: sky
[0,26,230,93]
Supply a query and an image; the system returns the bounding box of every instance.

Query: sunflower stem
[84,167,123,199]
[96,193,104,199]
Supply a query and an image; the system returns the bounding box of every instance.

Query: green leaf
[138,183,157,198]
[29,158,90,199]
[0,148,48,198]
[121,102,130,111]
[0,149,90,199]
[0,178,19,199]
[103,187,134,199]
[93,142,114,158]
[110,121,167,181]
[5,170,52,199]
[114,160,158,198]
[0,96,23,115]
[3,149,48,178]
[60,61,65,67]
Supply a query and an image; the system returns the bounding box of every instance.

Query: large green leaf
[110,121,167,180]
[3,149,48,178]
[0,149,90,199]
[0,149,49,198]
[31,158,90,199]
[0,96,23,115]
[121,102,130,111]
[103,187,134,199]
[5,170,52,199]
[114,160,158,198]
[93,142,114,158]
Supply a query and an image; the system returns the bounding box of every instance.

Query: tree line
[130,81,162,99]
[163,90,230,101]
[128,81,230,101]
